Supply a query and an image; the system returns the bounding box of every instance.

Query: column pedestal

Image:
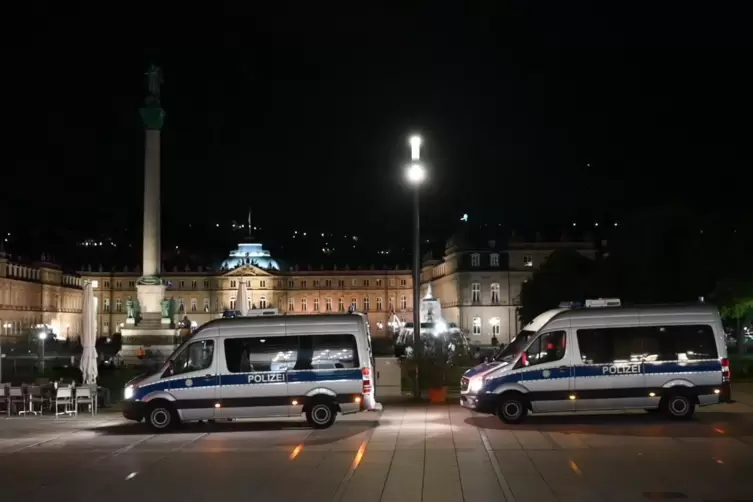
[136,283,166,315]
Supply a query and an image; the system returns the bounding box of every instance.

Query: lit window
[363,296,370,311]
[376,297,383,311]
[471,283,481,304]
[325,298,332,311]
[301,297,307,312]
[313,298,320,312]
[288,297,294,312]
[471,253,480,267]
[190,298,197,312]
[490,253,500,267]
[491,283,500,304]
[230,297,236,310]
[259,296,267,309]
[490,317,500,338]
[351,297,358,310]
[338,298,345,312]
[400,295,407,310]
[472,317,482,336]
[524,255,533,267]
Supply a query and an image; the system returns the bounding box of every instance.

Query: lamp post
[38,330,48,374]
[405,134,426,398]
[1,322,11,383]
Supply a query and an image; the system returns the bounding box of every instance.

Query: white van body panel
[124,314,374,424]
[461,304,729,417]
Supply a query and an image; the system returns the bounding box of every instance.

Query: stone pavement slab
[0,400,751,501]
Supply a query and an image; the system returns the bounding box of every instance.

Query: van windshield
[493,329,537,361]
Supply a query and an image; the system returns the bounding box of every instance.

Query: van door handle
[204,374,213,379]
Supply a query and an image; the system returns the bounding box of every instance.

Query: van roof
[543,303,721,329]
[197,313,366,332]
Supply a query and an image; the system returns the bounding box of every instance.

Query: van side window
[576,327,644,364]
[642,325,718,361]
[294,334,360,371]
[523,331,566,367]
[224,337,298,373]
[577,325,718,364]
[171,340,214,376]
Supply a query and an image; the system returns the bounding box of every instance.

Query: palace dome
[219,242,280,271]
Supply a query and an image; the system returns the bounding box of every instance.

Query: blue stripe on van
[132,369,363,400]
[481,360,723,393]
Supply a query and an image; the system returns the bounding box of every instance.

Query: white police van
[461,302,731,423]
[123,313,377,431]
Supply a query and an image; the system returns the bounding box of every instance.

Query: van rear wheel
[305,401,337,429]
[664,392,695,421]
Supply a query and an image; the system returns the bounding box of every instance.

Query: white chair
[9,387,25,415]
[55,386,75,417]
[76,386,95,416]
[26,386,44,415]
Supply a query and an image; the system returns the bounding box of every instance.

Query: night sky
[3,4,751,265]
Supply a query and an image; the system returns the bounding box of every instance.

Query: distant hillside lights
[78,239,117,248]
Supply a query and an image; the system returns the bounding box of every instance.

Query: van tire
[146,401,179,431]
[663,391,695,421]
[305,400,337,429]
[496,393,528,424]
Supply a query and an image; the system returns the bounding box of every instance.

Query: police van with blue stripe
[461,301,732,423]
[123,313,377,431]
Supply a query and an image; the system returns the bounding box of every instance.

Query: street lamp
[1,323,11,383]
[405,134,426,398]
[409,135,422,161]
[38,330,48,374]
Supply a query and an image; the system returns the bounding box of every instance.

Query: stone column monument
[137,64,167,312]
[120,65,177,365]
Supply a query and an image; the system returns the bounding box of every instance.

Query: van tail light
[721,358,731,383]
[362,368,373,394]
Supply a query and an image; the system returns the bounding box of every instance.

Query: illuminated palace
[0,234,595,345]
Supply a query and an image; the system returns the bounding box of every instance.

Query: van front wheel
[146,401,179,431]
[306,401,337,429]
[496,394,528,424]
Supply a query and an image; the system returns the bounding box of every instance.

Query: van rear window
[576,324,718,364]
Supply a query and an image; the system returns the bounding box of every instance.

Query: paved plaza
[2,392,753,502]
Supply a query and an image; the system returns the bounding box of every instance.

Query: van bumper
[460,394,496,414]
[123,401,147,421]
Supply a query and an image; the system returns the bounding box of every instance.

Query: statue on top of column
[145,64,163,104]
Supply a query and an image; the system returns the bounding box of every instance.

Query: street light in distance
[409,135,422,161]
[406,163,426,185]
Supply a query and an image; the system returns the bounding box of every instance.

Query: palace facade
[0,250,85,341]
[420,233,597,344]
[0,234,596,346]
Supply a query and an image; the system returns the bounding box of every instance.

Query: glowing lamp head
[406,163,426,185]
[409,135,422,160]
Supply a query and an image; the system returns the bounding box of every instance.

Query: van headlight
[469,377,484,393]
[124,385,135,400]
